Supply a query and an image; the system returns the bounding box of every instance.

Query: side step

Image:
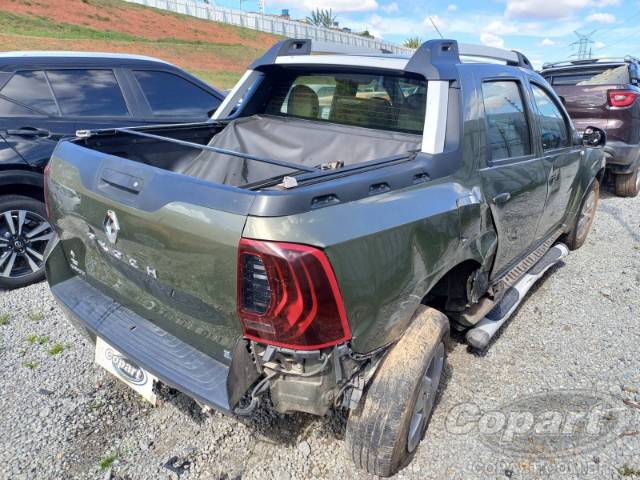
[465,243,569,351]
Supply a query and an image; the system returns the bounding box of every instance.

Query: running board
[465,243,569,351]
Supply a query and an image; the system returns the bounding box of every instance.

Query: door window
[0,70,58,115]
[46,69,129,116]
[481,81,532,161]
[531,84,570,150]
[133,70,221,117]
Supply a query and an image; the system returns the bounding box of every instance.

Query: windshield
[262,70,427,134]
[546,65,630,86]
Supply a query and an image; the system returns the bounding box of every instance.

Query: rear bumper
[604,142,640,174]
[51,275,234,413]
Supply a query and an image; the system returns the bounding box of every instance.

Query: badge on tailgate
[95,337,157,405]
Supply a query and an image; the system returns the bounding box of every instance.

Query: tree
[358,30,374,39]
[306,8,337,28]
[402,37,422,49]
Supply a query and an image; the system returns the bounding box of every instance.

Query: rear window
[263,71,427,134]
[47,69,129,117]
[133,70,221,118]
[546,65,630,86]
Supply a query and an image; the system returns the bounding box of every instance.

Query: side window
[46,69,129,116]
[0,70,58,115]
[481,81,532,161]
[531,84,570,150]
[133,70,221,117]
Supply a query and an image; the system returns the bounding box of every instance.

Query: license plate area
[95,336,157,405]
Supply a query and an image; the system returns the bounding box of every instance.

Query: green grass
[99,451,119,470]
[22,360,39,370]
[0,313,10,326]
[48,342,65,356]
[29,311,44,322]
[188,69,241,90]
[38,335,50,346]
[26,334,38,345]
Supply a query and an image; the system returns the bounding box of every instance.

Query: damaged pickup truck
[44,39,606,476]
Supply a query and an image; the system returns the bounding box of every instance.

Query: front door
[477,79,549,278]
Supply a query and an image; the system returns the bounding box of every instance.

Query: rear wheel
[614,167,640,197]
[345,306,449,477]
[0,195,53,290]
[564,180,599,250]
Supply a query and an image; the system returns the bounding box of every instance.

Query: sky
[213,0,640,68]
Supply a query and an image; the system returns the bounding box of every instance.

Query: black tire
[0,195,52,290]
[564,180,599,251]
[614,167,640,197]
[345,306,449,477]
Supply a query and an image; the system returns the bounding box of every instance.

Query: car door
[528,81,582,238]
[127,69,223,123]
[477,78,549,278]
[0,69,75,168]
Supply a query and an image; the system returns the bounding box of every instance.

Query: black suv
[541,57,640,196]
[0,52,224,289]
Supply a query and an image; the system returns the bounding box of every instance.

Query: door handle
[6,127,51,137]
[492,192,511,205]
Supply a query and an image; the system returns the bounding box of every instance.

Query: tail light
[237,238,350,350]
[43,161,52,219]
[608,89,638,107]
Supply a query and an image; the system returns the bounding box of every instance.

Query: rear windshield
[545,65,630,86]
[263,70,427,134]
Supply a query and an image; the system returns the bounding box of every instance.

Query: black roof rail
[405,39,460,80]
[250,39,311,69]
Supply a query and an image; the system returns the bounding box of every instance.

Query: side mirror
[581,126,606,148]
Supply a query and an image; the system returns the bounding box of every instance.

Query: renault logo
[103,210,120,244]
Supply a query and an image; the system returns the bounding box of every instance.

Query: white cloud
[447,4,458,11]
[594,41,606,48]
[540,38,556,46]
[506,0,589,18]
[586,12,616,23]
[381,2,399,13]
[480,32,505,48]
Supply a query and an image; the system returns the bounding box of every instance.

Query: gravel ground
[0,180,639,480]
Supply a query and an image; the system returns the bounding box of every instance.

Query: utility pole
[259,0,265,15]
[570,30,595,60]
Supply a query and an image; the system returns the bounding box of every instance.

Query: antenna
[570,30,596,60]
[429,17,444,39]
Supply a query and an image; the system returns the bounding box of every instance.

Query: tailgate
[553,84,611,131]
[46,140,255,362]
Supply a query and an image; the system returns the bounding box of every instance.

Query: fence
[122,0,413,55]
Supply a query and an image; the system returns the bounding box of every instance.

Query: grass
[38,335,50,346]
[99,451,119,470]
[0,313,10,326]
[619,465,640,477]
[22,360,39,369]
[26,334,38,345]
[29,310,44,322]
[48,342,65,356]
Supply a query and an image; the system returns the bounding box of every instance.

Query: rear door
[528,81,582,237]
[477,78,549,278]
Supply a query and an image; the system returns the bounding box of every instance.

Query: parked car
[0,51,224,289]
[540,56,640,196]
[44,39,606,476]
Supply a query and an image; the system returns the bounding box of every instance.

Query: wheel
[0,195,54,289]
[614,167,640,197]
[345,306,449,477]
[564,180,599,251]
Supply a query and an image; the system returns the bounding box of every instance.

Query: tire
[0,195,53,290]
[345,306,449,477]
[614,167,640,197]
[564,180,599,251]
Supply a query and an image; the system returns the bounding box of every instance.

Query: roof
[541,57,639,72]
[0,51,169,63]
[0,51,173,70]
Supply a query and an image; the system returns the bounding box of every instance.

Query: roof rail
[541,57,639,70]
[250,38,533,77]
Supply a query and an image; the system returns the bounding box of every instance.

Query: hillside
[0,0,281,89]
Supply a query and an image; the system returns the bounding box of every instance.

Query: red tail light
[43,161,52,219]
[608,89,638,108]
[237,238,350,350]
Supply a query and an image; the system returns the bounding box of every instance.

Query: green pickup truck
[44,39,606,476]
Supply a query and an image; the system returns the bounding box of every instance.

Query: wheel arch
[0,169,45,202]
